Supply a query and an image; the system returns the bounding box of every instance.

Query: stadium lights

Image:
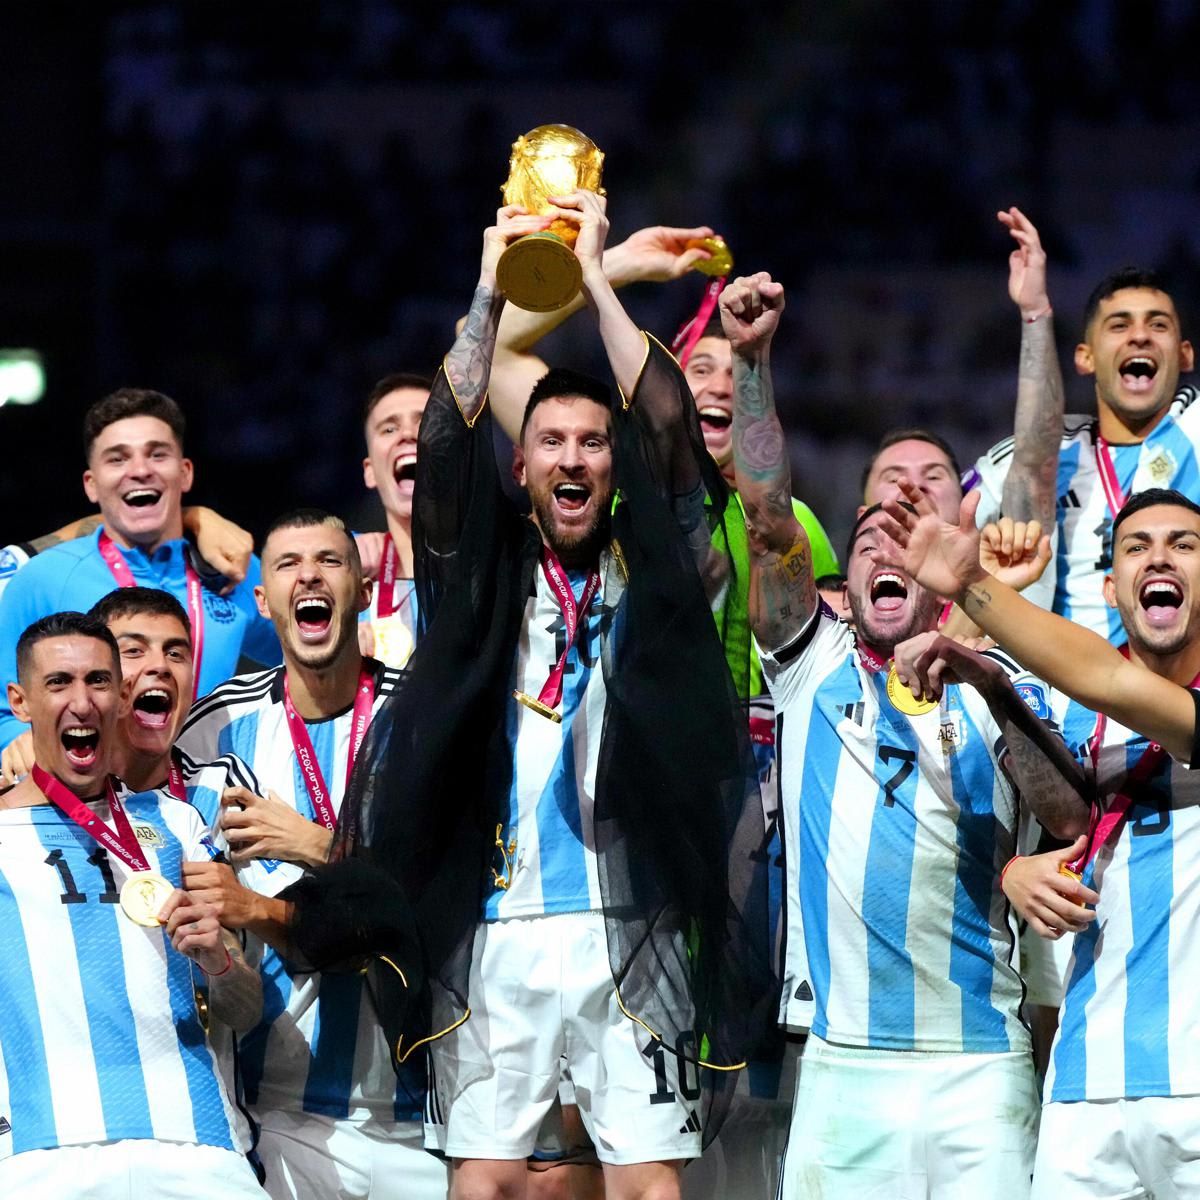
[0,350,45,407]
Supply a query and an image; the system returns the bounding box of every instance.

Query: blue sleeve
[231,557,282,667]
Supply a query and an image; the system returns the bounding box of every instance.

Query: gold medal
[119,871,175,926]
[512,689,563,723]
[886,664,938,716]
[1058,862,1087,906]
[371,617,414,669]
[686,236,734,277]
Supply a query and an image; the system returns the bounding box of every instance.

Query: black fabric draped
[287,335,778,1142]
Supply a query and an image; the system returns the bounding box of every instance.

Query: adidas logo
[794,980,813,1002]
[0,1116,10,1135]
[678,1109,701,1135]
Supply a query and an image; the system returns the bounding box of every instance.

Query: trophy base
[496,232,582,312]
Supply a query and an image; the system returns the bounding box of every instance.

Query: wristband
[201,946,233,978]
[1023,305,1053,324]
[1000,855,1023,887]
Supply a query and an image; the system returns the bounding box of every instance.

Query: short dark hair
[859,428,962,498]
[83,388,186,462]
[1111,487,1200,540]
[262,508,361,573]
[815,573,847,591]
[1083,267,1175,332]
[16,611,120,684]
[363,371,433,425]
[88,587,191,638]
[846,501,916,561]
[520,368,613,442]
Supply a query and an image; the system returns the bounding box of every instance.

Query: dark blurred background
[4,1,1200,554]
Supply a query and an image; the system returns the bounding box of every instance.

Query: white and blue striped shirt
[1048,704,1200,1102]
[484,552,623,921]
[971,385,1200,641]
[177,661,423,1123]
[763,608,1041,1053]
[0,785,246,1160]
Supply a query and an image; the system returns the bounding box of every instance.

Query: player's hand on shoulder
[719,271,784,358]
[354,531,387,581]
[980,517,1052,592]
[1,730,34,787]
[1001,838,1098,939]
[187,506,254,592]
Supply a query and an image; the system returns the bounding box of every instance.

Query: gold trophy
[496,125,605,312]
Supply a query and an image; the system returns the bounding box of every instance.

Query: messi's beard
[528,486,612,570]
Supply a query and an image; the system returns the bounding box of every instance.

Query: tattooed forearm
[749,536,818,652]
[732,355,795,527]
[445,283,505,425]
[1002,316,1062,526]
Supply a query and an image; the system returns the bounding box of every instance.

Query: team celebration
[3,13,1200,1199]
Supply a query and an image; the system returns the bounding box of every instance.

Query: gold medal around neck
[512,689,563,723]
[885,664,938,716]
[686,235,734,277]
[119,871,175,926]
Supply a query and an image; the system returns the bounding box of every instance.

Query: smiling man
[723,272,1084,1200]
[0,611,262,1198]
[0,388,281,757]
[174,509,444,1200]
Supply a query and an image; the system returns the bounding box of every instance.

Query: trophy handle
[496,232,583,313]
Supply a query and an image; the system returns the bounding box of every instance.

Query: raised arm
[722,273,818,651]
[488,223,717,442]
[997,207,1063,528]
[877,480,1198,762]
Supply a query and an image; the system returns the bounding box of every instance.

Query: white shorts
[681,1035,802,1200]
[256,1108,448,1200]
[0,1139,263,1199]
[427,910,702,1166]
[1034,1095,1200,1200]
[780,1035,1039,1200]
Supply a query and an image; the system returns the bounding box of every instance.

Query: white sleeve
[756,603,855,709]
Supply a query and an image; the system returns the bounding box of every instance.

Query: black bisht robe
[287,335,778,1141]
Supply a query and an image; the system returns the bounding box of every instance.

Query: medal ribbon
[166,749,187,802]
[1094,435,1131,521]
[32,764,150,872]
[854,638,890,674]
[1071,656,1200,874]
[98,530,206,701]
[670,276,726,368]
[282,665,376,833]
[376,534,404,619]
[534,547,600,713]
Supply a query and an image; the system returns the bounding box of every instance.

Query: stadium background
[3,1,1200,553]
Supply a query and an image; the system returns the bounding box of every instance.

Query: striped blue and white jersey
[971,385,1200,641]
[762,607,1043,1053]
[484,551,623,921]
[1048,702,1200,1102]
[0,785,247,1161]
[359,576,419,669]
[177,660,423,1123]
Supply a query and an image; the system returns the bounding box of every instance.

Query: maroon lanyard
[32,764,150,872]
[533,547,600,712]
[282,666,375,832]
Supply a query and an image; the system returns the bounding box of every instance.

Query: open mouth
[553,482,591,516]
[392,453,417,490]
[697,406,732,435]
[122,488,163,509]
[870,571,909,614]
[132,687,174,731]
[294,595,333,641]
[1119,355,1158,395]
[61,725,100,768]
[1139,577,1183,627]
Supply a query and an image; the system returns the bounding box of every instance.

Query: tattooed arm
[997,208,1063,528]
[722,273,817,651]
